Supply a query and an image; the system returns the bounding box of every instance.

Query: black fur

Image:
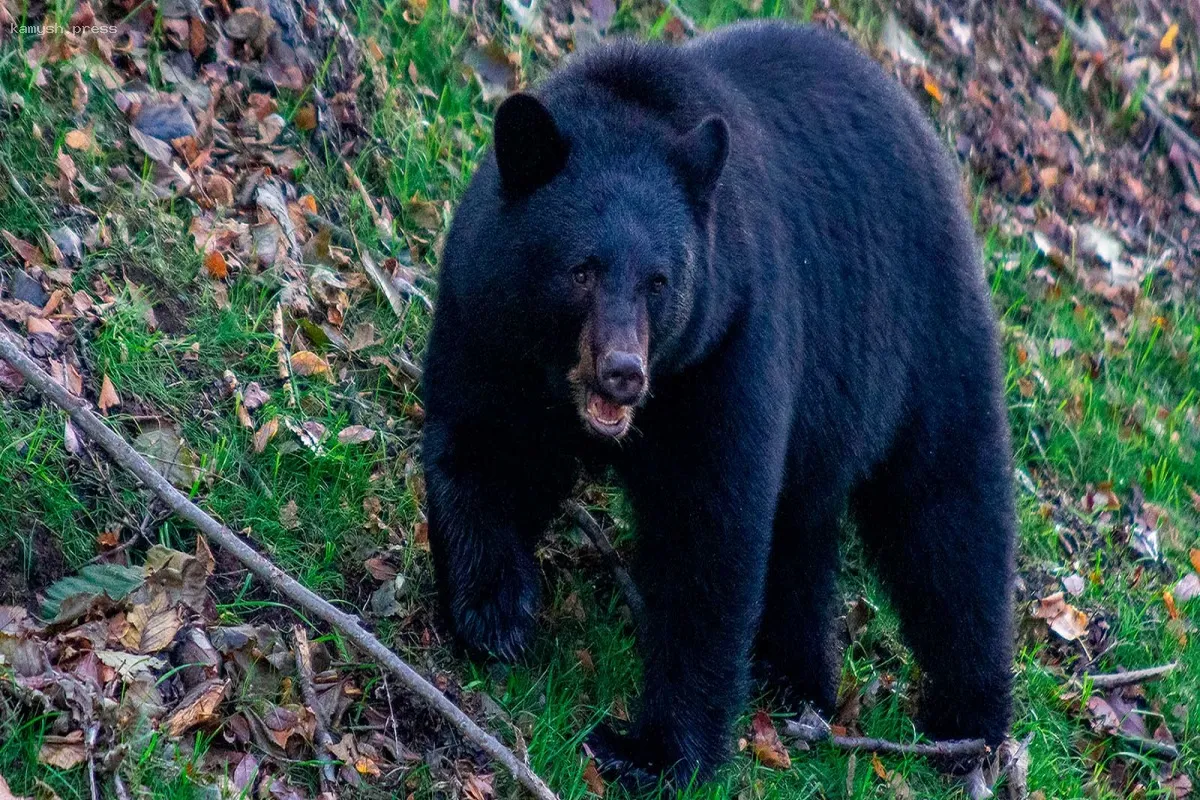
[423,20,1016,784]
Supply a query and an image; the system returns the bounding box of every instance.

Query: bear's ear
[669,115,729,206]
[493,93,569,197]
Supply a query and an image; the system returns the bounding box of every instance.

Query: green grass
[1,0,1198,798]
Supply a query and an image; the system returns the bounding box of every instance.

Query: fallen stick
[1078,662,1177,690]
[566,502,645,626]
[0,329,559,800]
[293,625,339,794]
[784,711,988,759]
[1029,0,1200,161]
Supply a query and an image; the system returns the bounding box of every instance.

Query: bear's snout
[597,350,646,406]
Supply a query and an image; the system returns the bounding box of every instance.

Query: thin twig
[1029,0,1200,160]
[85,723,100,800]
[293,625,339,794]
[784,712,987,759]
[1112,734,1179,761]
[0,328,559,800]
[566,502,645,626]
[343,162,395,245]
[1078,662,1177,690]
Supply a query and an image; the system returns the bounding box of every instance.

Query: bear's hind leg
[851,417,1015,754]
[755,490,843,715]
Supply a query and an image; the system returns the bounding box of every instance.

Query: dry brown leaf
[749,710,791,770]
[1190,548,1200,574]
[2,231,45,267]
[38,732,86,770]
[253,418,279,453]
[294,105,317,132]
[582,759,605,797]
[164,678,228,736]
[462,774,494,800]
[26,317,57,337]
[1033,591,1089,641]
[337,425,376,445]
[64,129,92,150]
[98,374,120,413]
[120,593,183,653]
[290,350,332,379]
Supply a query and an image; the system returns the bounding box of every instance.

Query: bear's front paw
[584,724,667,793]
[448,556,540,662]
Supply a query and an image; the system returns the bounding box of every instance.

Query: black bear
[422,19,1015,785]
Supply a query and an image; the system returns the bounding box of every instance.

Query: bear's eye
[649,274,668,293]
[571,265,592,287]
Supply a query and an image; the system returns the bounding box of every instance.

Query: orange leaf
[1164,589,1180,620]
[922,72,943,104]
[749,710,791,770]
[204,251,229,280]
[1160,23,1179,52]
[299,194,318,214]
[871,753,889,780]
[98,374,120,413]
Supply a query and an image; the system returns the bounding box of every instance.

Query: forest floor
[0,0,1198,798]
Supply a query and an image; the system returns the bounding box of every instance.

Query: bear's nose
[597,351,646,405]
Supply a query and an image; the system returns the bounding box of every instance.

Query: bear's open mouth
[584,391,632,438]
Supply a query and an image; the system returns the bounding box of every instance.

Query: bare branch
[1078,662,1177,690]
[784,711,987,759]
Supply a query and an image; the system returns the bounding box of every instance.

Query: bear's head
[442,92,728,440]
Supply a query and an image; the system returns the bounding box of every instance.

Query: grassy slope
[1,0,1198,798]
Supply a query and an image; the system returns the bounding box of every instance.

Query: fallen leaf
[582,759,605,797]
[253,418,279,453]
[1161,23,1179,52]
[922,72,943,103]
[1164,589,1180,620]
[204,251,229,280]
[98,374,120,412]
[337,425,376,445]
[290,350,332,379]
[1190,548,1200,574]
[279,499,300,530]
[294,105,317,131]
[38,732,86,769]
[121,593,184,653]
[164,679,228,736]
[462,773,494,800]
[64,129,92,150]
[1033,592,1089,641]
[2,231,46,268]
[750,710,791,770]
